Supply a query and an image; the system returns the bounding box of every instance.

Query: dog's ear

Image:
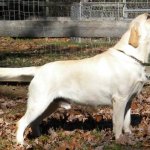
[129,24,139,48]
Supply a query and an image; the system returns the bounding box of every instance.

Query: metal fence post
[118,2,119,20]
[123,0,127,19]
[46,0,49,18]
[79,2,82,20]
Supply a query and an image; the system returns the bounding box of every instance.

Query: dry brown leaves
[0,85,150,150]
[0,37,71,53]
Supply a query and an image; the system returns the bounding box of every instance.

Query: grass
[103,144,141,150]
[0,85,27,99]
[0,51,99,67]
[0,37,117,67]
[104,144,123,150]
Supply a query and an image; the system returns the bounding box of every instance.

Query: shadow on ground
[28,113,142,139]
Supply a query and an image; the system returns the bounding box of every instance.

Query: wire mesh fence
[0,0,150,20]
[0,0,80,20]
[125,1,150,19]
[71,1,150,20]
[0,37,118,67]
[71,2,124,20]
[0,0,150,70]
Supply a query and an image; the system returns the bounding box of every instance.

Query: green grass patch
[0,37,117,67]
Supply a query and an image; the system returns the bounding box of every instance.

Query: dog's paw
[116,133,135,145]
[15,142,31,150]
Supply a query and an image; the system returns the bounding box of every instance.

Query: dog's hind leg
[30,101,59,137]
[16,96,58,145]
[30,98,71,137]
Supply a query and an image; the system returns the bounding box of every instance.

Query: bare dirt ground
[0,37,150,149]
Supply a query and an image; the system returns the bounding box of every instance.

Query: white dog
[0,13,150,145]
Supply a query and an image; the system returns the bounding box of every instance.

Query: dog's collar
[116,49,150,66]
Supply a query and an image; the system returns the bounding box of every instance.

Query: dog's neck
[114,30,150,63]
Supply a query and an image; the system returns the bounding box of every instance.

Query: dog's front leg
[112,97,127,139]
[123,93,137,134]
[123,108,131,134]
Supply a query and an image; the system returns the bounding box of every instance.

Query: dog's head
[129,13,150,48]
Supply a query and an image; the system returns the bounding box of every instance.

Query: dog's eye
[147,14,150,20]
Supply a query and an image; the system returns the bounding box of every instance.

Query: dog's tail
[0,66,39,82]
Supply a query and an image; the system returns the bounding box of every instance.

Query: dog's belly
[57,84,112,107]
[75,95,112,106]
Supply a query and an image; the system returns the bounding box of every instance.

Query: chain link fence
[71,1,150,20]
[0,0,80,20]
[0,0,150,20]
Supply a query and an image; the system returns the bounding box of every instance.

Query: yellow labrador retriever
[0,13,150,145]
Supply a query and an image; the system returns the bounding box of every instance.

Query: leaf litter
[0,84,150,150]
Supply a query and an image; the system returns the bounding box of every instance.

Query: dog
[0,13,150,145]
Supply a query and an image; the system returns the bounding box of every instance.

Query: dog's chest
[131,67,147,94]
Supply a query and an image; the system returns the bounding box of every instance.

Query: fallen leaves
[0,84,150,149]
[0,109,4,115]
